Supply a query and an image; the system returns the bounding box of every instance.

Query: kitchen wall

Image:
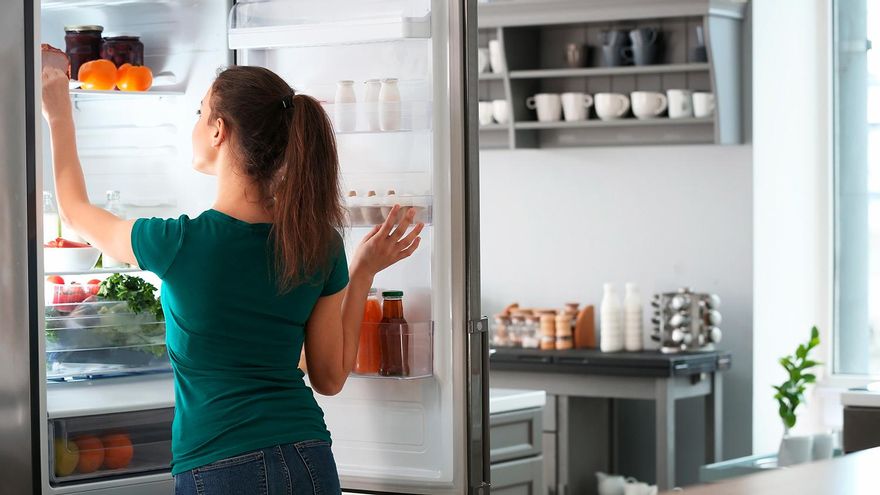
[481,144,753,483]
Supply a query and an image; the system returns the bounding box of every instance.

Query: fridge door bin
[49,408,173,486]
[352,321,433,379]
[346,195,432,227]
[324,100,433,134]
[228,0,431,49]
[45,299,170,381]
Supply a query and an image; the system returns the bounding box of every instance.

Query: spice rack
[477,0,745,149]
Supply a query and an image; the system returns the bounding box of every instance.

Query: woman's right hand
[350,205,424,279]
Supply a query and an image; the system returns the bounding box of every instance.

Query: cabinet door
[491,456,544,494]
[490,408,543,463]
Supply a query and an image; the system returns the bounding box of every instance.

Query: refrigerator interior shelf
[228,16,431,50]
[70,89,185,99]
[47,375,174,419]
[42,0,173,9]
[45,267,145,277]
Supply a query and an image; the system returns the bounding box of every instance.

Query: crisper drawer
[45,297,170,381]
[49,408,173,486]
[491,456,544,495]
[490,408,543,464]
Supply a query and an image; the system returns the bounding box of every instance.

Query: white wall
[751,0,832,454]
[481,144,754,476]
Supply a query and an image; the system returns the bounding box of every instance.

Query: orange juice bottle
[355,288,383,374]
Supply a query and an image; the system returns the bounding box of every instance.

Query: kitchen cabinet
[477,0,746,149]
[490,389,546,493]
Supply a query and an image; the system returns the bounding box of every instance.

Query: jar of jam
[64,25,103,80]
[100,36,144,68]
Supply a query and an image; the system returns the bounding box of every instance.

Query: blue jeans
[174,441,341,495]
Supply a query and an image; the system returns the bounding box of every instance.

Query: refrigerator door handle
[467,317,490,495]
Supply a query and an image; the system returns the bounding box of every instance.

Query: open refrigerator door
[12,0,485,493]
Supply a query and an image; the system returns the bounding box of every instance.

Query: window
[834,0,880,375]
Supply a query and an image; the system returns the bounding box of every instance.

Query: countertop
[665,447,880,495]
[841,386,880,408]
[489,388,546,414]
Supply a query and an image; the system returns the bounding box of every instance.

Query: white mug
[492,99,510,124]
[478,101,494,126]
[488,40,506,73]
[477,48,490,74]
[595,93,630,121]
[631,91,668,120]
[693,92,716,118]
[526,93,562,122]
[561,92,594,121]
[624,480,658,495]
[667,89,694,119]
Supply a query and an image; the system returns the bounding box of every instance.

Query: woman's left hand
[41,67,73,125]
[350,205,424,279]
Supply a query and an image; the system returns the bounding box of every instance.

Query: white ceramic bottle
[600,283,624,352]
[334,80,357,132]
[379,78,401,131]
[624,282,643,351]
[364,79,382,131]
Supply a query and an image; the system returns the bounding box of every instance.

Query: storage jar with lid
[64,25,104,80]
[100,36,144,67]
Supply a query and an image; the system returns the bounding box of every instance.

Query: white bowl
[44,247,100,273]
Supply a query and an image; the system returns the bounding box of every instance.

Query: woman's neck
[212,158,273,224]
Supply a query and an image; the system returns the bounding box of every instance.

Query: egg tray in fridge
[45,299,169,380]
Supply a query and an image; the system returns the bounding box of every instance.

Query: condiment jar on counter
[555,311,574,350]
[522,315,541,348]
[492,314,510,347]
[540,313,556,350]
[508,315,525,347]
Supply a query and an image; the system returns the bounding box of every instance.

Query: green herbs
[773,326,821,431]
[97,274,164,320]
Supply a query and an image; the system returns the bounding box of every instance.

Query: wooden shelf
[514,117,713,130]
[509,63,710,79]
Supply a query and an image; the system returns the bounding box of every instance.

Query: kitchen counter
[665,447,880,494]
[490,387,547,414]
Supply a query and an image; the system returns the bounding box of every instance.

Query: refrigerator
[0,0,488,493]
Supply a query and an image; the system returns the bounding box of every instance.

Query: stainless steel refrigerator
[0,0,487,493]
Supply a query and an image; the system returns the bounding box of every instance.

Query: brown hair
[209,66,345,292]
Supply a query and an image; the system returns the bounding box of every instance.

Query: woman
[41,65,423,494]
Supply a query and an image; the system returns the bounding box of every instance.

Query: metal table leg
[705,372,723,463]
[655,378,675,490]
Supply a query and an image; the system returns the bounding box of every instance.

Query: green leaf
[803,374,816,383]
[802,360,819,369]
[796,345,807,359]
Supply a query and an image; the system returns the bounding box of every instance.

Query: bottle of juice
[379,290,409,377]
[355,288,382,374]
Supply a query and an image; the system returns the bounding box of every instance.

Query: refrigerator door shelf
[229,17,431,50]
[345,195,432,227]
[49,408,173,486]
[351,320,433,379]
[325,101,433,135]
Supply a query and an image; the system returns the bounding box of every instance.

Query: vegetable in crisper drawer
[97,274,164,320]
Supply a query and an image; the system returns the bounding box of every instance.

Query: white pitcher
[596,472,626,495]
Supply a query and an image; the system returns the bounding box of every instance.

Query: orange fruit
[74,435,104,473]
[117,65,153,92]
[117,63,132,80]
[101,433,134,470]
[78,59,117,90]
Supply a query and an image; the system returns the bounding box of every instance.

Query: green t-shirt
[131,209,349,475]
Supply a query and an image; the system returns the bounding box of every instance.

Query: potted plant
[774,326,820,466]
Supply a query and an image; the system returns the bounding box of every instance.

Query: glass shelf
[45,267,144,277]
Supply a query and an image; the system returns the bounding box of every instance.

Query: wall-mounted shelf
[477,0,744,149]
[514,116,713,130]
[508,63,710,79]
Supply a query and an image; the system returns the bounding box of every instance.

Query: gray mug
[626,27,661,65]
[599,30,632,67]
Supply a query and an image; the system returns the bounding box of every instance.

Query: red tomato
[86,279,101,296]
[46,275,65,285]
[68,283,87,303]
[57,238,91,248]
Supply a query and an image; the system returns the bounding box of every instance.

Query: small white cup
[595,93,630,121]
[631,91,668,120]
[478,101,494,126]
[488,40,506,73]
[526,93,563,122]
[492,99,510,124]
[667,89,694,119]
[477,48,490,74]
[693,92,716,118]
[561,92,594,121]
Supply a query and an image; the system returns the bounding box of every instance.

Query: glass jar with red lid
[100,36,144,68]
[64,25,103,80]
